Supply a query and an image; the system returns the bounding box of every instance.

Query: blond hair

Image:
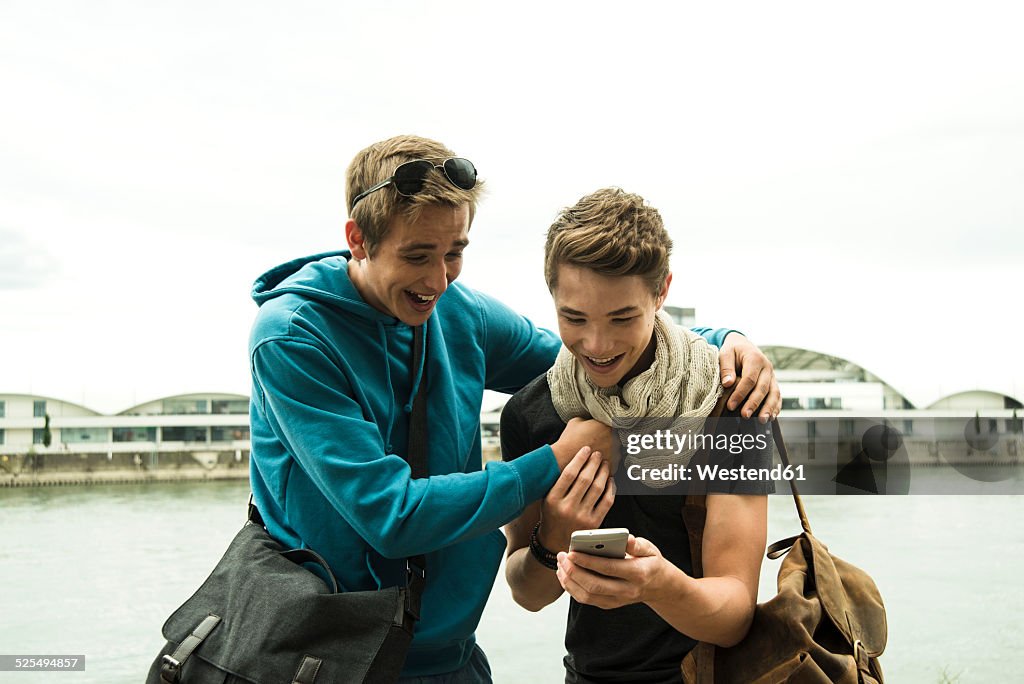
[345,135,483,254]
[544,187,672,296]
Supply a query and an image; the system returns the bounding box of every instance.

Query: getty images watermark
[611,415,1024,495]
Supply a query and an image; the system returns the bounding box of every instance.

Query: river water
[1,478,1021,683]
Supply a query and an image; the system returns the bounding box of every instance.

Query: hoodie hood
[251,249,394,324]
[251,249,426,446]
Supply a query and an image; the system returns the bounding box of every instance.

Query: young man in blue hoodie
[248,134,780,682]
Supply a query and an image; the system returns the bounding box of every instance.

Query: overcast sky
[2,1,1022,413]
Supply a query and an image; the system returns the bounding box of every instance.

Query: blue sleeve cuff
[691,326,740,349]
[503,444,560,506]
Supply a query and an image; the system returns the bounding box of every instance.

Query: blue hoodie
[248,251,732,676]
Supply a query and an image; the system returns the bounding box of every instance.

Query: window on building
[113,427,158,442]
[211,400,249,415]
[161,399,209,415]
[807,397,842,410]
[211,426,250,442]
[0,428,5,445]
[161,426,208,442]
[781,398,802,410]
[33,428,45,444]
[1008,416,1023,435]
[33,400,47,417]
[0,400,5,418]
[61,428,109,444]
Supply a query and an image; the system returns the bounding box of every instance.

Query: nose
[422,260,450,295]
[581,329,615,357]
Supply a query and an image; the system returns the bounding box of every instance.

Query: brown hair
[345,135,484,255]
[544,187,672,296]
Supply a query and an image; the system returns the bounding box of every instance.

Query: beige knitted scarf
[547,310,722,485]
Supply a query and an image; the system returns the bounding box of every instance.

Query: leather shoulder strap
[404,325,429,613]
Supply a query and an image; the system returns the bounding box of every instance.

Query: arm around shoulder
[475,290,561,394]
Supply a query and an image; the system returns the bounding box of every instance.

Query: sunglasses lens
[443,158,477,190]
[392,160,433,195]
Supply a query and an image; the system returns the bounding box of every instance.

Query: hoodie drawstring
[377,321,397,452]
[404,325,426,414]
[379,322,427,453]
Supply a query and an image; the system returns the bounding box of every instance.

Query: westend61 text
[626,463,805,484]
[624,428,769,456]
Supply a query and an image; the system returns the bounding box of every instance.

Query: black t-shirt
[500,374,772,684]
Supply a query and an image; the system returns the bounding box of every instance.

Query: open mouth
[404,290,438,312]
[581,352,625,374]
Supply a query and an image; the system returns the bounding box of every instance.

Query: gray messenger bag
[146,507,424,684]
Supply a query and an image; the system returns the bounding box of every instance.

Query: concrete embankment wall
[0,450,250,487]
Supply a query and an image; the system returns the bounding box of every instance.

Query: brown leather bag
[681,421,887,683]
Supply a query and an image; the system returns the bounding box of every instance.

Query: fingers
[727,366,759,413]
[556,552,640,607]
[579,459,610,510]
[548,446,591,500]
[738,368,769,420]
[567,450,602,504]
[758,373,782,424]
[549,449,604,508]
[565,549,623,578]
[719,336,782,423]
[593,474,616,521]
[735,366,780,424]
[725,350,776,420]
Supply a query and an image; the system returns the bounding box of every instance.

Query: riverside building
[3,342,1022,485]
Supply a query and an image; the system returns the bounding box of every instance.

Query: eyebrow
[558,305,639,317]
[399,239,470,252]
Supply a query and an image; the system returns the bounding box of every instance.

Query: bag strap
[403,324,429,621]
[770,420,812,536]
[683,417,813,559]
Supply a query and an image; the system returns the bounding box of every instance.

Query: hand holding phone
[568,528,629,559]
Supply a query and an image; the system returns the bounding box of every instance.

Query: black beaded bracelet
[529,521,559,570]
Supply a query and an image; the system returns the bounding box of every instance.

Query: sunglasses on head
[350,157,478,210]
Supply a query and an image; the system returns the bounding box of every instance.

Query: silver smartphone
[568,528,629,559]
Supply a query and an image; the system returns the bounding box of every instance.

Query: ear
[345,219,369,260]
[656,272,673,308]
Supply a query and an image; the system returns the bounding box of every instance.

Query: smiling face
[345,203,470,326]
[552,264,670,388]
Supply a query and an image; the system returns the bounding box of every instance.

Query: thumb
[626,535,658,558]
[719,350,737,388]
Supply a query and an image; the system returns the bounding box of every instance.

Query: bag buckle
[403,560,425,622]
[853,639,870,674]
[160,654,181,683]
[406,559,425,582]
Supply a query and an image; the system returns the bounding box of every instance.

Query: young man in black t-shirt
[501,188,773,683]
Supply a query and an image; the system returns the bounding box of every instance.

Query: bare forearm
[505,547,565,612]
[646,566,755,647]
